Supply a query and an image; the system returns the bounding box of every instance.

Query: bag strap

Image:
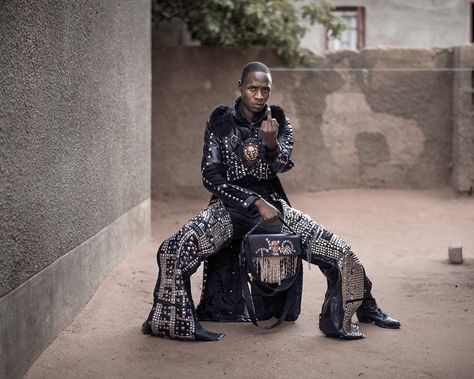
[239,213,302,329]
[242,238,301,296]
[239,240,302,329]
[239,259,296,330]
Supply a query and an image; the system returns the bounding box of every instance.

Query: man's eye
[249,87,256,91]
[263,88,270,93]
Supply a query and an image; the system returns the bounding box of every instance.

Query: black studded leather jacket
[201,97,294,210]
[197,98,302,323]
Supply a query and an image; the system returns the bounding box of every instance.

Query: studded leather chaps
[144,199,366,340]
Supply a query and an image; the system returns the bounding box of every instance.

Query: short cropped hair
[240,61,271,82]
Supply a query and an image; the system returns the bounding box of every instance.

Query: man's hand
[260,106,279,151]
[254,198,280,222]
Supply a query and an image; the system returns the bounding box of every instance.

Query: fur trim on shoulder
[208,105,233,137]
[269,105,286,127]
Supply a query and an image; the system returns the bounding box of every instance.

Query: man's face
[238,71,272,117]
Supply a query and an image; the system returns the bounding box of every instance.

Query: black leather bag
[240,217,303,329]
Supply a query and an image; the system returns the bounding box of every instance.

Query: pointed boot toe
[357,306,400,329]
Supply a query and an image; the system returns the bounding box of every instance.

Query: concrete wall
[300,0,470,54]
[152,45,472,199]
[0,1,151,378]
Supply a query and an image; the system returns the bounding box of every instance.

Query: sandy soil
[25,189,474,379]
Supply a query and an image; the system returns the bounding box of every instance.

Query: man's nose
[255,90,264,100]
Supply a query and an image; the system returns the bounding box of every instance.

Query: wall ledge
[0,199,151,379]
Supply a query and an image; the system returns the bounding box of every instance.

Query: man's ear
[237,80,242,92]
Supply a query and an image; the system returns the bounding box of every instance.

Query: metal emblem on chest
[243,142,259,161]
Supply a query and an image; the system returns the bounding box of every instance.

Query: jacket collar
[232,97,267,128]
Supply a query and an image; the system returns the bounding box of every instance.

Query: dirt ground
[25,189,474,379]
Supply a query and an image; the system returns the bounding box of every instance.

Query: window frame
[325,6,366,51]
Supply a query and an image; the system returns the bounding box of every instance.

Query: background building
[299,0,473,54]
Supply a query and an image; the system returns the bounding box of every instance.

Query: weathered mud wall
[152,45,473,198]
[452,45,474,193]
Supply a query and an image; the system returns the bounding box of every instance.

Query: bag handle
[243,214,298,239]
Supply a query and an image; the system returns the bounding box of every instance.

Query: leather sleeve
[201,122,260,209]
[263,109,295,173]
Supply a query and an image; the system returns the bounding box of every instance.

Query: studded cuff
[243,195,260,209]
[202,167,261,210]
[264,144,280,160]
